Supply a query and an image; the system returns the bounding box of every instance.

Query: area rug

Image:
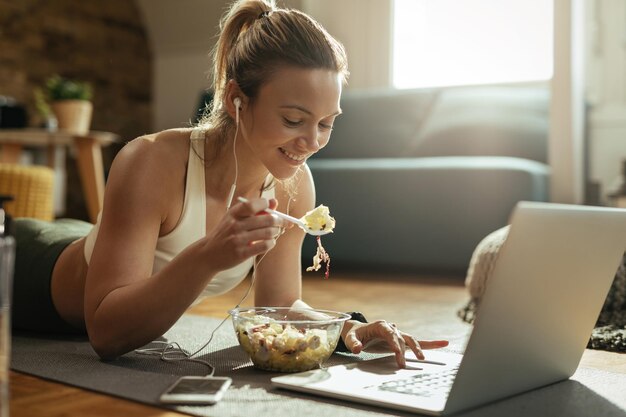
[11,314,626,417]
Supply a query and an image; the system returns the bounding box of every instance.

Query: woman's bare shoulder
[104,129,193,212]
[115,128,191,168]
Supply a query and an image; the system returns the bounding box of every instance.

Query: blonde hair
[199,0,349,157]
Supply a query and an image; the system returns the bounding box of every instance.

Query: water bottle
[0,195,15,417]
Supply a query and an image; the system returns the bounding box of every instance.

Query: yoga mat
[11,314,626,417]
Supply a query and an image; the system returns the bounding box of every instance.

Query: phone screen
[166,378,228,395]
[160,376,232,404]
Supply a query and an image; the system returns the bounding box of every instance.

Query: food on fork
[301,205,335,233]
[301,205,334,279]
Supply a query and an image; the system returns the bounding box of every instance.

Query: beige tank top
[83,128,274,298]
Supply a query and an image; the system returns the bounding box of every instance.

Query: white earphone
[226,97,242,209]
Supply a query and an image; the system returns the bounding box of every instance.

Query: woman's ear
[224,80,246,120]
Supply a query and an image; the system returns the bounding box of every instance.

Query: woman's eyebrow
[280,104,342,117]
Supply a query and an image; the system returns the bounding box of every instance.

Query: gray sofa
[303,86,550,274]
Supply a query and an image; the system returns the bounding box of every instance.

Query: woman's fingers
[234,197,293,236]
[344,321,450,369]
[204,198,287,269]
[403,334,425,361]
[231,197,271,218]
[342,330,363,353]
[237,213,283,233]
[382,322,407,368]
[235,237,276,259]
[230,198,286,240]
[416,340,450,349]
[347,321,407,367]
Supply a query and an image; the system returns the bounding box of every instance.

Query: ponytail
[211,0,274,118]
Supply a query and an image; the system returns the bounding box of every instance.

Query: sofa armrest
[304,156,549,273]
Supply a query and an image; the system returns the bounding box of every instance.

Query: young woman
[13,0,448,367]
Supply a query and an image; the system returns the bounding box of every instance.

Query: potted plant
[42,75,93,135]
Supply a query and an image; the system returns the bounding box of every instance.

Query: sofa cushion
[411,86,549,163]
[315,86,549,162]
[423,86,549,117]
[412,110,548,163]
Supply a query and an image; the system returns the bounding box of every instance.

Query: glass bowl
[229,307,351,372]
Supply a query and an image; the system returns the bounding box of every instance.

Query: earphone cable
[225,103,240,209]
[134,246,270,376]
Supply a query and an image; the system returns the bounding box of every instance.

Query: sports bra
[83,128,275,298]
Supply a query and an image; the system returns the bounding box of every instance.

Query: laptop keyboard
[377,368,458,397]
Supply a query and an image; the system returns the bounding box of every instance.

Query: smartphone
[159,376,232,405]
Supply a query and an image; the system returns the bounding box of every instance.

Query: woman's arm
[252,166,316,307]
[83,132,282,359]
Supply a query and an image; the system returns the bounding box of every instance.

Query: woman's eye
[283,117,302,127]
[319,122,333,131]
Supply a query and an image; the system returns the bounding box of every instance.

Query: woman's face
[239,66,343,180]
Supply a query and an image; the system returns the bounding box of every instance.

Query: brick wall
[0,0,152,219]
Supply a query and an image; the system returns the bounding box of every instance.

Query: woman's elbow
[86,318,130,360]
[88,331,126,360]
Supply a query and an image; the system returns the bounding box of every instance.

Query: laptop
[272,202,626,415]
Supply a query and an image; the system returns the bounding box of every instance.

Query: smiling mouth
[279,148,308,162]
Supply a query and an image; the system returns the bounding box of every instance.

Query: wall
[301,0,392,89]
[585,0,626,204]
[550,0,586,204]
[135,0,308,132]
[0,0,152,219]
[135,0,224,131]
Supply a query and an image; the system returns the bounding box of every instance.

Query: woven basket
[0,163,54,221]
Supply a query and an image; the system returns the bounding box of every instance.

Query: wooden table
[0,128,119,223]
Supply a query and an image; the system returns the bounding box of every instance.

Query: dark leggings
[12,218,92,334]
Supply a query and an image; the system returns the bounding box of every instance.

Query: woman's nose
[296,133,322,152]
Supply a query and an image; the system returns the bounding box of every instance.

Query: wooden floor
[9,271,626,417]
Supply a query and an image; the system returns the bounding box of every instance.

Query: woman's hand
[340,320,449,368]
[203,197,287,272]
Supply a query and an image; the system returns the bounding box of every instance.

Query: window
[392,0,553,89]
